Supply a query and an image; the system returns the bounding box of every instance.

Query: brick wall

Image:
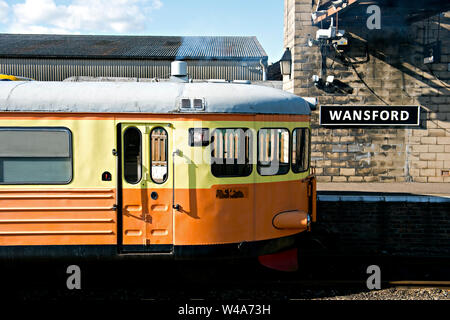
[284,0,450,182]
[317,199,450,257]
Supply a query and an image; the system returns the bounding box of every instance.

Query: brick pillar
[283,0,321,97]
[284,1,450,183]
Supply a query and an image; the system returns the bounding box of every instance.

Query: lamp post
[280,47,292,79]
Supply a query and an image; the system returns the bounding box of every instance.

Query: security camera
[307,37,320,47]
[326,75,335,86]
[315,18,346,41]
[331,0,348,9]
[312,75,321,84]
[312,75,325,88]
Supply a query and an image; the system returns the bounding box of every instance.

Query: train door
[118,123,173,253]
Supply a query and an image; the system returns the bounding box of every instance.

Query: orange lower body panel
[0,179,314,248]
[0,188,117,246]
[122,179,312,246]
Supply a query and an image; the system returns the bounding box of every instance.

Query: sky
[0,0,285,63]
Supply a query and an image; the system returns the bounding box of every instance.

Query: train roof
[0,81,311,115]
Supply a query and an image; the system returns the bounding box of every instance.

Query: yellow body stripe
[0,118,310,189]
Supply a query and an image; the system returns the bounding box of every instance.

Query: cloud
[8,0,163,34]
[0,1,9,22]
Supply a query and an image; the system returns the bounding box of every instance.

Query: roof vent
[170,61,189,83]
[179,98,205,112]
[171,61,187,76]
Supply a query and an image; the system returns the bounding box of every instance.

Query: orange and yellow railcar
[0,78,316,269]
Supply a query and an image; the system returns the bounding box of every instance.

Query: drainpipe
[259,58,268,81]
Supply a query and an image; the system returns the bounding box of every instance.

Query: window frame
[123,126,142,185]
[210,127,253,178]
[291,127,311,174]
[149,126,169,184]
[0,127,73,185]
[257,127,291,176]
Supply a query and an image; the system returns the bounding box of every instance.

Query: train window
[292,128,310,173]
[123,127,142,184]
[0,127,72,184]
[257,128,290,176]
[150,127,168,184]
[211,128,253,177]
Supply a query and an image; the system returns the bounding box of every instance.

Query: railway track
[249,279,450,287]
[387,280,450,289]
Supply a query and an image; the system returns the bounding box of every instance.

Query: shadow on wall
[318,1,450,125]
[332,7,450,124]
[307,5,450,183]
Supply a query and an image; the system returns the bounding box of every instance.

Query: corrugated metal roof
[0,81,310,115]
[0,34,267,60]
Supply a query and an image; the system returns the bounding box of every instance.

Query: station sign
[319,105,420,126]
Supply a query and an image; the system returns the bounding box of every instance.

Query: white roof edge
[0,81,311,116]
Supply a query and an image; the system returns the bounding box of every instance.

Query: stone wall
[284,0,450,182]
[317,198,450,257]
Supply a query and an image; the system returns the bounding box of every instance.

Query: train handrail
[172,149,182,211]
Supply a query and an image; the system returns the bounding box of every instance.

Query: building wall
[0,58,264,81]
[318,198,450,257]
[284,0,450,182]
